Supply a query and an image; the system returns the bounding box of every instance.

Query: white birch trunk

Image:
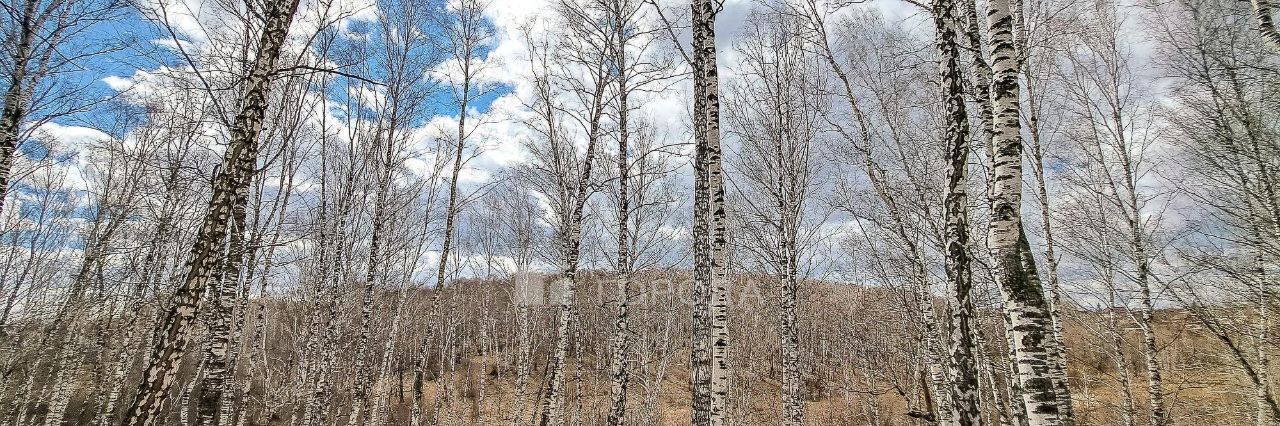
[121,1,301,422]
[0,0,41,219]
[930,0,984,422]
[691,1,730,423]
[196,179,248,426]
[985,0,1072,423]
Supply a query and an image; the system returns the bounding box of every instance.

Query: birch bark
[606,36,634,426]
[690,1,730,423]
[195,182,247,426]
[532,19,609,420]
[538,77,605,426]
[930,0,983,423]
[122,1,301,423]
[985,0,1071,423]
[1018,8,1076,420]
[347,135,392,426]
[0,0,67,217]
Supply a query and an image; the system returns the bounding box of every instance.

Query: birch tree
[792,5,959,422]
[122,1,302,423]
[726,9,826,424]
[984,0,1073,422]
[690,0,730,423]
[5,0,1280,424]
[600,0,676,422]
[0,0,124,219]
[1056,187,1140,426]
[345,2,440,423]
[408,1,492,423]
[1059,4,1168,422]
[928,0,986,422]
[1251,0,1280,49]
[1016,0,1081,418]
[520,4,613,421]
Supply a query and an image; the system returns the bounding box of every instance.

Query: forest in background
[0,0,1277,425]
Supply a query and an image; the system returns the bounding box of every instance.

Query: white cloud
[32,123,112,154]
[23,123,113,193]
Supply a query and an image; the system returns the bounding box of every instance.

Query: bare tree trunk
[43,243,107,426]
[985,0,1071,423]
[43,208,131,426]
[181,355,208,426]
[930,0,983,423]
[512,268,532,426]
[43,328,86,426]
[100,303,147,425]
[923,291,955,426]
[780,264,802,426]
[121,1,301,423]
[977,331,1014,426]
[1104,260,1138,426]
[220,238,255,426]
[434,47,470,413]
[303,132,360,426]
[1109,138,1167,426]
[508,197,536,425]
[690,1,730,424]
[1087,58,1165,424]
[1025,77,1075,426]
[411,6,485,420]
[348,139,392,426]
[606,48,633,426]
[196,169,250,426]
[0,0,40,219]
[539,85,603,426]
[99,171,184,425]
[1128,196,1165,426]
[410,305,438,425]
[1005,0,1075,419]
[1253,249,1273,426]
[370,265,413,426]
[234,157,295,426]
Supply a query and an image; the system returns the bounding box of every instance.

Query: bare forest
[1,0,1278,425]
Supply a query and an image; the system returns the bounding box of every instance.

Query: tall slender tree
[601,1,675,423]
[1059,4,1167,422]
[522,4,612,422]
[121,0,302,423]
[689,0,730,424]
[726,10,824,424]
[984,0,1072,423]
[928,0,984,423]
[1015,0,1076,417]
[409,1,491,423]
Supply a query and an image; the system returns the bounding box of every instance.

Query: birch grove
[2,0,1279,424]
